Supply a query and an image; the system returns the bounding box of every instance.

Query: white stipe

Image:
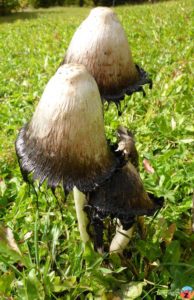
[73,186,90,243]
[110,222,134,253]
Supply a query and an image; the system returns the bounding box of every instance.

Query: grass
[0,0,193,299]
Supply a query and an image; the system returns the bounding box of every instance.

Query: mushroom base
[85,193,163,251]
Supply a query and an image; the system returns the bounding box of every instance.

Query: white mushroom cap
[63,7,139,99]
[16,64,117,192]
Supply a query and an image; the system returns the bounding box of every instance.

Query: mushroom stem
[73,186,90,243]
[109,222,134,253]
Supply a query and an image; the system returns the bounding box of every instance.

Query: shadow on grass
[0,11,39,23]
[0,7,89,24]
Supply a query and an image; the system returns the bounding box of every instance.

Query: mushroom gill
[61,7,152,107]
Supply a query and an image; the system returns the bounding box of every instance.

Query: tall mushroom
[15,63,118,243]
[61,7,152,110]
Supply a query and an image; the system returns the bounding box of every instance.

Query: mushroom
[85,127,164,253]
[61,7,152,110]
[15,64,162,252]
[15,63,119,243]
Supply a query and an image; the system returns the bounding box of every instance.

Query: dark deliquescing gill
[15,124,119,193]
[104,65,153,116]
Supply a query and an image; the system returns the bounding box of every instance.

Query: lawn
[0,0,193,299]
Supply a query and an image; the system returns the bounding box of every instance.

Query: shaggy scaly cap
[16,64,117,192]
[62,7,152,106]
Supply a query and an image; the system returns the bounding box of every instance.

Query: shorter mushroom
[61,7,152,111]
[85,127,164,252]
